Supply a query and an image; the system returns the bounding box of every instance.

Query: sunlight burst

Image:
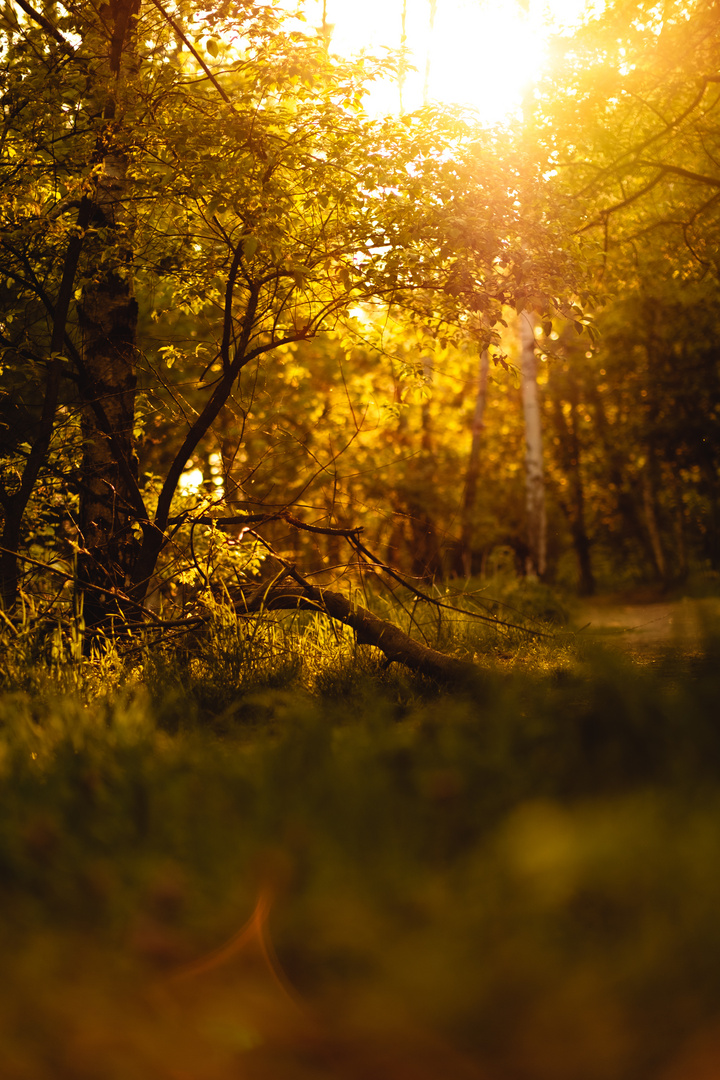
[304,0,593,124]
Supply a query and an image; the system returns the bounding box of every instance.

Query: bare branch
[579,167,670,231]
[220,242,245,374]
[145,0,237,110]
[637,161,720,188]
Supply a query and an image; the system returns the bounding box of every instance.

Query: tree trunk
[639,322,669,585]
[519,311,546,578]
[423,0,438,105]
[548,367,595,596]
[408,503,443,580]
[698,455,720,570]
[587,383,654,567]
[398,0,408,114]
[666,466,688,582]
[458,348,489,577]
[77,0,141,628]
[0,506,24,613]
[641,458,667,582]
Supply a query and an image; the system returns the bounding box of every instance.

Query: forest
[2,0,720,1076]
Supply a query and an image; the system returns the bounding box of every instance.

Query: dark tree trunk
[640,326,670,585]
[641,456,667,582]
[458,348,489,577]
[0,201,90,610]
[77,176,139,623]
[408,504,443,581]
[697,453,720,570]
[548,366,595,596]
[666,466,688,582]
[0,507,24,612]
[76,0,142,628]
[587,385,655,569]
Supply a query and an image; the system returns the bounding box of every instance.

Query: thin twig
[145,0,237,109]
[348,535,554,638]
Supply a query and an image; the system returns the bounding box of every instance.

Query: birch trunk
[519,311,547,578]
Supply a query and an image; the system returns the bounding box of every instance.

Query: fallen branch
[170,510,551,637]
[239,582,479,685]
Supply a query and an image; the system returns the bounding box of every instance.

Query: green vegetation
[1,596,720,1079]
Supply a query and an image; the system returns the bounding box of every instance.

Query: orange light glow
[169,886,302,1010]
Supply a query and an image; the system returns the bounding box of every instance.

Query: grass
[1,587,720,1078]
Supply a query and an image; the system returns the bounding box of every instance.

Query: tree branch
[169,512,363,538]
[576,78,712,199]
[579,168,670,231]
[221,242,245,374]
[150,284,261,538]
[145,0,236,109]
[239,581,480,685]
[637,161,720,189]
[11,0,73,51]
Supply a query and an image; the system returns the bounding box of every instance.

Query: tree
[544,332,595,595]
[537,0,720,274]
[0,0,584,661]
[527,0,720,587]
[458,347,490,577]
[519,309,546,578]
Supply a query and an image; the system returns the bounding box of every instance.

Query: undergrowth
[1,587,718,1079]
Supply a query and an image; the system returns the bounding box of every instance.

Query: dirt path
[570,596,720,663]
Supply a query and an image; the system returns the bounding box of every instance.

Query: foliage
[0,0,599,643]
[537,0,720,271]
[485,0,720,592]
[5,0,720,617]
[2,619,720,1077]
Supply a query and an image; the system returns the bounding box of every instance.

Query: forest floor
[4,590,720,1079]
[570,593,720,665]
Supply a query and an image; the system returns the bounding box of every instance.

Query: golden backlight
[304,0,593,124]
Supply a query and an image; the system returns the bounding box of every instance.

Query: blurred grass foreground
[2,594,720,1080]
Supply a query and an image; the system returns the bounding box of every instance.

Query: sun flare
[303,0,592,124]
